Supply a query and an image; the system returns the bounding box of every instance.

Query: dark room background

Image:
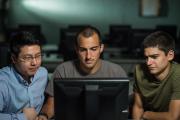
[4,0,180,44]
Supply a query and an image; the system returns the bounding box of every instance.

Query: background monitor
[128,28,155,58]
[58,28,79,61]
[59,25,89,61]
[54,78,129,120]
[108,25,132,48]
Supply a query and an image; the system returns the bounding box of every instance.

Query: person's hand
[142,111,151,120]
[23,107,37,120]
[35,115,48,120]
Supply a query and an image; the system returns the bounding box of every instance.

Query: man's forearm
[41,96,54,119]
[143,111,173,120]
[132,105,144,120]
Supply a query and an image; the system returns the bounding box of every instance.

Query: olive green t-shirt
[134,62,180,112]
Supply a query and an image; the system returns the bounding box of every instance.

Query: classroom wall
[7,0,180,44]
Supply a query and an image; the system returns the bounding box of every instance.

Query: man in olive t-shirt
[132,31,180,120]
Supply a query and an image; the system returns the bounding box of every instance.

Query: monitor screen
[128,29,155,58]
[59,28,78,61]
[108,25,132,48]
[54,78,129,120]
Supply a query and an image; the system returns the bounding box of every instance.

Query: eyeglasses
[19,54,43,62]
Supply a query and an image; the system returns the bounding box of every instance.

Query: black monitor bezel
[54,77,129,120]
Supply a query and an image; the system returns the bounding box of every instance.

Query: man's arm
[132,92,144,120]
[143,100,180,120]
[37,96,54,120]
[0,95,37,120]
[0,81,37,120]
[0,113,27,120]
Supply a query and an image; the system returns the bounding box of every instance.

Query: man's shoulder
[36,67,48,79]
[135,63,147,71]
[171,62,180,74]
[172,62,180,68]
[0,66,11,88]
[0,66,12,77]
[38,66,48,73]
[56,60,77,69]
[0,78,9,94]
[61,60,75,65]
[134,63,150,80]
[101,60,127,77]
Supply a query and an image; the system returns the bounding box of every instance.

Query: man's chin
[149,70,158,75]
[83,64,95,69]
[85,65,94,69]
[28,71,37,76]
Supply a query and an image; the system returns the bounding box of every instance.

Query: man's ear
[11,54,17,64]
[167,50,174,61]
[100,44,104,53]
[74,45,78,54]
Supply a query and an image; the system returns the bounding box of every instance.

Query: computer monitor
[54,78,129,120]
[108,25,132,48]
[59,28,78,61]
[128,28,155,58]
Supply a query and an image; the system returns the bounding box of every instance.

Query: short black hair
[142,31,175,55]
[75,26,102,46]
[10,31,42,57]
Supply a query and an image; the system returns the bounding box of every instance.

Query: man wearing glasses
[0,31,48,120]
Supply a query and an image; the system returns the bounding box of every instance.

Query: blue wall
[7,0,180,44]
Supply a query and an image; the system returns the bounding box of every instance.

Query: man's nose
[146,58,153,65]
[31,58,38,65]
[86,50,92,59]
